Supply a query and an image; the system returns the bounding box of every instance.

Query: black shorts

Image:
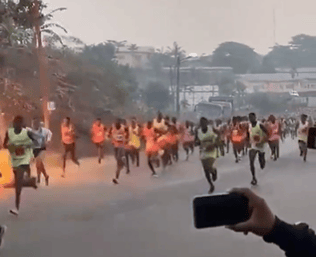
[94,142,104,148]
[33,148,46,158]
[64,143,75,153]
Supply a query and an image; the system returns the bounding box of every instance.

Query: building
[115,46,155,68]
[239,70,316,97]
[169,85,219,111]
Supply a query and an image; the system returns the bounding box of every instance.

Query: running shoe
[9,209,19,216]
[152,173,159,178]
[208,184,215,194]
[112,178,119,184]
[251,178,258,186]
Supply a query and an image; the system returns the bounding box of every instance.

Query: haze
[48,0,316,54]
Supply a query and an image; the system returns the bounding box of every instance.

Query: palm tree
[107,40,127,50]
[167,41,186,59]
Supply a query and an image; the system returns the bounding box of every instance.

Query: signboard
[47,101,56,111]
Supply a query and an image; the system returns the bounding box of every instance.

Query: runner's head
[215,119,222,126]
[32,117,41,130]
[95,118,101,126]
[157,112,163,121]
[301,114,308,123]
[147,121,152,129]
[249,112,256,123]
[169,125,177,134]
[185,120,190,128]
[172,117,177,124]
[131,119,136,127]
[13,115,24,130]
[232,116,237,126]
[268,115,276,124]
[200,117,208,129]
[64,117,70,126]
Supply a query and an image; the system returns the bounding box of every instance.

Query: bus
[194,101,232,121]
[208,96,234,110]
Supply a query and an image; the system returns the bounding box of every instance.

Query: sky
[47,0,316,55]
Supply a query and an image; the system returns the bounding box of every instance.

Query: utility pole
[33,0,51,129]
[176,56,180,115]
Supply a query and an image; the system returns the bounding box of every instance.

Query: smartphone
[193,192,250,229]
[308,127,316,149]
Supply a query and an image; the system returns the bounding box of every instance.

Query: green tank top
[8,128,33,167]
[250,123,265,150]
[198,126,217,159]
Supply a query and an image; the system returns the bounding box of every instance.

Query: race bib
[15,147,25,156]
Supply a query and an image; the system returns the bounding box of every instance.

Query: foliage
[143,81,171,111]
[211,42,261,74]
[247,92,287,114]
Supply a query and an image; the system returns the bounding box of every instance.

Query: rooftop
[239,72,316,82]
[116,46,155,53]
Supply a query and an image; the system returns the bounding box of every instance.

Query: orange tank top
[92,124,106,143]
[61,124,75,144]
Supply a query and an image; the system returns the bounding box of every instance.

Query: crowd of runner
[0,111,311,246]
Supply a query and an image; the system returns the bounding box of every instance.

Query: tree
[143,81,171,111]
[107,40,127,49]
[266,44,298,69]
[216,71,236,95]
[166,41,185,59]
[82,43,116,66]
[211,42,261,74]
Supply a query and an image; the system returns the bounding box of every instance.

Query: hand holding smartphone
[193,188,276,237]
[193,192,250,229]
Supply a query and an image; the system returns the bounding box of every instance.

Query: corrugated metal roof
[239,73,316,82]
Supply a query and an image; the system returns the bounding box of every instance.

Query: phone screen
[193,193,250,229]
[308,128,316,149]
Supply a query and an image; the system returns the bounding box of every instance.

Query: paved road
[0,138,314,257]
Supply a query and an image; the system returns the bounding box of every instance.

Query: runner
[91,118,107,164]
[27,117,52,185]
[142,121,159,177]
[3,115,37,216]
[166,124,179,164]
[182,121,194,161]
[240,116,250,156]
[189,122,195,154]
[109,119,130,184]
[128,118,141,167]
[171,117,181,162]
[267,115,280,161]
[248,112,269,186]
[297,114,309,162]
[231,116,243,163]
[153,112,168,135]
[61,117,80,178]
[214,119,225,158]
[225,119,231,154]
[195,117,218,194]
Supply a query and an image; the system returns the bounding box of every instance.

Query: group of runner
[0,111,311,247]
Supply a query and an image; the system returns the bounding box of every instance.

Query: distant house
[115,46,155,68]
[239,72,316,97]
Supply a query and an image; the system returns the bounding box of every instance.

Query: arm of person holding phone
[227,188,316,257]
